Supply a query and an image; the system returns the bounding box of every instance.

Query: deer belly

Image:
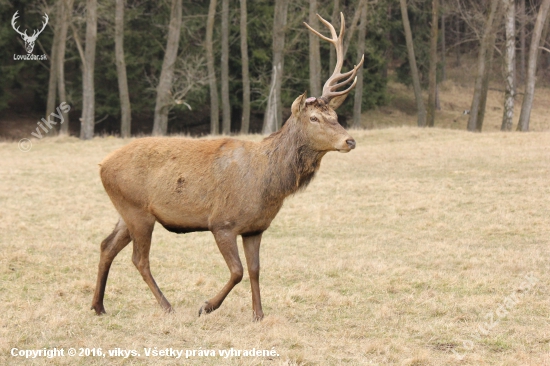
[150,204,210,234]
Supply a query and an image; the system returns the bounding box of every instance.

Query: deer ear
[328,94,348,110]
[291,92,308,115]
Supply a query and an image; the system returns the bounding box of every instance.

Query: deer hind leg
[127,213,173,313]
[91,218,132,315]
[199,230,243,316]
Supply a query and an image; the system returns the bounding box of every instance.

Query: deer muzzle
[337,137,356,153]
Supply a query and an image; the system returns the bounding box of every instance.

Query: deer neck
[260,118,326,202]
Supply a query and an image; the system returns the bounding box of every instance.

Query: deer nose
[346,139,356,150]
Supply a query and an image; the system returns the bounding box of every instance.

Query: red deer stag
[91,13,364,321]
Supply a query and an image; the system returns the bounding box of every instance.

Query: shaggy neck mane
[260,116,326,202]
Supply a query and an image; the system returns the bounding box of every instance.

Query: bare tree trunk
[455,16,461,67]
[536,15,550,74]
[353,2,367,128]
[382,6,392,80]
[80,0,97,140]
[221,0,231,134]
[435,83,441,110]
[115,0,131,138]
[309,0,322,97]
[427,0,438,128]
[329,0,340,76]
[476,30,497,132]
[501,0,515,131]
[475,1,504,132]
[467,0,499,132]
[544,25,550,72]
[517,0,550,131]
[152,0,182,136]
[206,0,219,135]
[519,0,526,84]
[544,22,550,70]
[400,0,426,127]
[57,0,73,135]
[46,2,60,122]
[263,0,288,135]
[240,0,250,134]
[441,12,446,81]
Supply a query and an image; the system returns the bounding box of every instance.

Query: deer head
[296,13,364,153]
[12,11,49,54]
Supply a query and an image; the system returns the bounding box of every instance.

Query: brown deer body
[91,13,363,321]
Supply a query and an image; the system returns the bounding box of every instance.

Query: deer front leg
[242,233,263,321]
[199,230,243,316]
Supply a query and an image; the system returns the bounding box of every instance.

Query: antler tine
[330,67,360,90]
[330,56,364,89]
[315,13,338,41]
[11,10,19,27]
[41,14,49,31]
[323,77,357,98]
[339,12,345,47]
[11,11,26,37]
[329,13,346,81]
[330,76,359,98]
[304,12,343,45]
[329,53,365,86]
[33,13,49,38]
[323,54,364,98]
[303,21,333,43]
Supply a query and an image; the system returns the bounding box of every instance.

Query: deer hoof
[252,312,264,322]
[91,304,106,316]
[164,306,174,314]
[198,301,213,317]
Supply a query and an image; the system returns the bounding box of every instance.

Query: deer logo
[11,11,49,54]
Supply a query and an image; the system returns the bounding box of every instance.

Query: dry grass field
[1,125,550,365]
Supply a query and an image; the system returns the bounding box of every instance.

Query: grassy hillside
[359,79,550,132]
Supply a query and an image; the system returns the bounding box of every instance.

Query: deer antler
[304,12,365,100]
[11,11,49,41]
[11,11,28,38]
[30,13,49,40]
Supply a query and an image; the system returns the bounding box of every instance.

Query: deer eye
[310,116,319,123]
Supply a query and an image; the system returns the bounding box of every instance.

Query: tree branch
[70,23,87,73]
